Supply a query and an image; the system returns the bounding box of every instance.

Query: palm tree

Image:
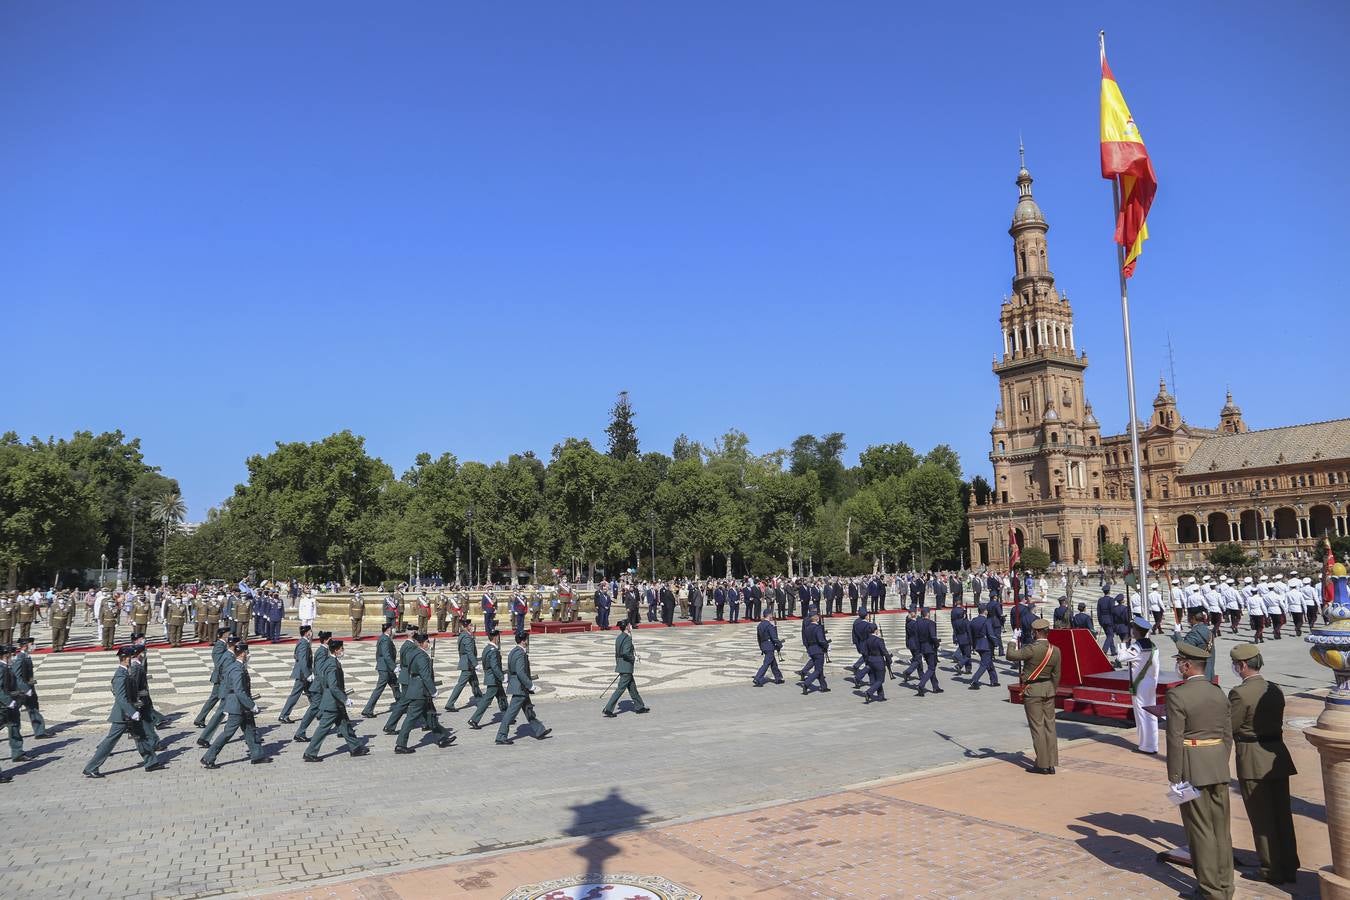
[150,491,187,562]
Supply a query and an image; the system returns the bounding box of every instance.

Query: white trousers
[1132,695,1158,752]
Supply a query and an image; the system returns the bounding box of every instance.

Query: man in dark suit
[623,585,640,628]
[278,625,314,723]
[968,607,1000,689]
[799,613,830,695]
[753,611,785,686]
[603,620,649,716]
[713,583,726,621]
[867,577,880,613]
[728,584,741,624]
[645,584,658,623]
[914,607,942,696]
[395,633,454,753]
[688,581,703,625]
[660,582,675,627]
[899,612,923,682]
[932,575,948,609]
[360,621,401,718]
[950,605,972,674]
[1097,586,1118,655]
[201,642,269,767]
[849,609,875,678]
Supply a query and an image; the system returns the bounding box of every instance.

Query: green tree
[605,390,640,460]
[1019,545,1051,574]
[1207,542,1252,567]
[969,475,992,506]
[478,452,547,583]
[923,444,963,480]
[654,458,734,578]
[671,433,700,462]
[789,433,847,502]
[1099,541,1126,570]
[899,461,963,569]
[858,442,919,486]
[546,437,609,575]
[0,440,101,588]
[150,490,187,566]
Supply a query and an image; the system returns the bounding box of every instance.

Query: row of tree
[4,396,982,588]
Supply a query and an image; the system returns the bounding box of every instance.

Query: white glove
[306,674,314,682]
[345,698,353,708]
[395,666,401,676]
[6,701,15,709]
[529,687,537,694]
[251,706,260,714]
[26,689,33,697]
[131,711,140,720]
[432,689,439,697]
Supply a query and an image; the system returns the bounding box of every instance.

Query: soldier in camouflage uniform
[48,593,74,652]
[349,590,366,639]
[99,593,121,650]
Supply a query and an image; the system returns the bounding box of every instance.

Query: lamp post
[128,499,139,587]
[467,506,475,588]
[100,553,107,589]
[647,511,657,581]
[358,557,363,588]
[454,548,460,586]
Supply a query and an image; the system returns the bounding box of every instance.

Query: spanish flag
[1100,42,1156,278]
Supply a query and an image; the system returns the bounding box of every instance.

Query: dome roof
[992,406,1006,430]
[1153,376,1174,407]
[1013,196,1045,225]
[1043,404,1059,422]
[1083,403,1099,426]
[1221,390,1242,417]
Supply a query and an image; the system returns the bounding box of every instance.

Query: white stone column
[1068,324,1075,351]
[1003,330,1010,356]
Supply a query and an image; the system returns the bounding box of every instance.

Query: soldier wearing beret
[82,646,164,778]
[1228,643,1299,885]
[1167,641,1234,899]
[1006,618,1061,774]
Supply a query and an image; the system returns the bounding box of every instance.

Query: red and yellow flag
[1100,44,1157,278]
[1148,521,1170,570]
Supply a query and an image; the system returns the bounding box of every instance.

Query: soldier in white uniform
[1244,576,1267,643]
[1170,578,1186,630]
[1268,575,1288,640]
[1220,576,1243,633]
[1301,576,1321,630]
[1201,577,1225,637]
[1146,581,1165,634]
[1116,614,1161,754]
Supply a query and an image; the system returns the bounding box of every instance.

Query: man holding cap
[1006,618,1060,774]
[1228,642,1299,884]
[1166,641,1234,899]
[83,646,164,778]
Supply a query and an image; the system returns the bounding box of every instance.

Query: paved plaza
[4,592,1332,898]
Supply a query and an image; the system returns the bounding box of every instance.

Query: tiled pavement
[5,596,1330,898]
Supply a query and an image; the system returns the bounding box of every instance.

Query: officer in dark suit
[749,582,763,620]
[713,583,726,620]
[867,577,880,613]
[201,642,268,767]
[728,584,741,623]
[753,612,784,686]
[861,629,892,703]
[950,605,972,674]
[847,580,859,615]
[360,622,401,718]
[83,646,163,778]
[1070,603,1094,630]
[602,619,649,716]
[773,583,786,620]
[849,609,875,677]
[968,606,1000,688]
[1097,586,1117,655]
[899,613,923,681]
[914,607,942,696]
[809,582,823,618]
[395,633,454,753]
[932,575,948,609]
[909,576,925,610]
[278,625,313,723]
[466,629,508,729]
[799,613,830,694]
[624,585,640,628]
[659,583,675,626]
[128,636,164,750]
[877,577,888,611]
[645,584,658,623]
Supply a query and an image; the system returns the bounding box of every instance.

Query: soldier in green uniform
[131,595,151,636]
[0,596,14,648]
[1167,641,1235,899]
[1228,643,1299,884]
[0,645,28,763]
[293,631,332,742]
[494,632,551,745]
[415,593,431,633]
[201,642,270,767]
[99,594,120,650]
[303,639,369,761]
[1006,618,1061,774]
[12,638,46,740]
[13,593,35,641]
[82,646,163,778]
[233,591,253,639]
[166,597,187,647]
[193,628,233,728]
[48,593,73,652]
[196,631,238,747]
[193,594,209,643]
[349,590,366,639]
[380,625,422,734]
[466,629,508,730]
[128,636,164,750]
[394,633,454,753]
[445,618,483,712]
[202,595,222,644]
[360,621,401,718]
[603,619,650,717]
[434,593,449,634]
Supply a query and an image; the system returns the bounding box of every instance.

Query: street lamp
[467,506,475,587]
[129,499,139,587]
[455,547,460,586]
[100,553,107,589]
[358,557,363,588]
[647,511,657,581]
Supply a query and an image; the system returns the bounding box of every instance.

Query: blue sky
[4,3,1347,519]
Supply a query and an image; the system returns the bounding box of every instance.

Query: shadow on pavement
[1067,823,1195,895]
[564,788,651,877]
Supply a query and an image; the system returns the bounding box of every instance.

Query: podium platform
[1006,628,1179,722]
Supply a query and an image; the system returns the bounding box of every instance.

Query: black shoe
[361,712,376,719]
[495,738,514,745]
[536,728,552,739]
[437,737,455,748]
[195,739,210,748]
[932,688,945,694]
[350,746,370,757]
[11,754,31,763]
[752,681,764,687]
[145,762,167,772]
[444,705,457,713]
[381,728,397,735]
[968,683,981,690]
[801,687,810,695]
[467,721,482,730]
[1047,767,1056,774]
[819,687,830,693]
[292,735,309,743]
[191,721,206,729]
[278,717,294,724]
[634,707,650,714]
[251,757,273,764]
[84,770,104,778]
[33,733,49,740]
[863,696,874,704]
[303,754,322,763]
[916,690,926,697]
[201,760,220,769]
[0,775,11,783]
[394,746,416,754]
[602,711,617,718]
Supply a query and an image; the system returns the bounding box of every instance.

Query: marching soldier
[798,612,830,695]
[602,619,649,717]
[394,633,454,753]
[1006,618,1061,774]
[968,604,1000,689]
[193,627,232,728]
[494,631,551,745]
[303,639,369,761]
[0,645,28,763]
[197,632,238,748]
[82,646,164,778]
[128,636,165,750]
[201,641,270,767]
[753,610,785,687]
[380,625,422,735]
[445,618,483,712]
[99,593,120,650]
[1167,642,1234,899]
[914,606,942,697]
[278,625,315,723]
[349,590,366,639]
[166,596,187,647]
[13,592,35,641]
[1229,643,1299,885]
[466,629,508,730]
[48,593,73,652]
[293,631,332,743]
[861,625,892,703]
[359,621,401,718]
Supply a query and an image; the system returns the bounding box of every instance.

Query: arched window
[997,440,1006,453]
[1088,436,1097,447]
[1050,432,1059,444]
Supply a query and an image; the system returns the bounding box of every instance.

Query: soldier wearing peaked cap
[83,646,163,778]
[1006,618,1060,774]
[1228,643,1299,885]
[1167,640,1234,899]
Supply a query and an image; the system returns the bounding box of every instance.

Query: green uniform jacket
[209,639,231,696]
[481,643,504,687]
[614,631,635,675]
[308,645,330,696]
[397,639,417,688]
[1228,674,1297,781]
[375,632,396,675]
[1165,674,1233,786]
[318,655,347,714]
[107,667,140,724]
[404,646,436,701]
[506,645,533,697]
[1006,638,1061,698]
[457,632,478,671]
[222,659,257,716]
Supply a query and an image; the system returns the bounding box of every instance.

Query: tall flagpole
[1102,30,1149,595]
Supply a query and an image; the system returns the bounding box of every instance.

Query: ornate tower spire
[1219,389,1247,434]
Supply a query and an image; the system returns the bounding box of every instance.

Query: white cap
[1187,576,1196,584]
[1260,575,1268,582]
[1203,575,1212,582]
[1220,575,1229,583]
[1243,576,1253,584]
[1290,571,1299,577]
[1171,578,1180,585]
